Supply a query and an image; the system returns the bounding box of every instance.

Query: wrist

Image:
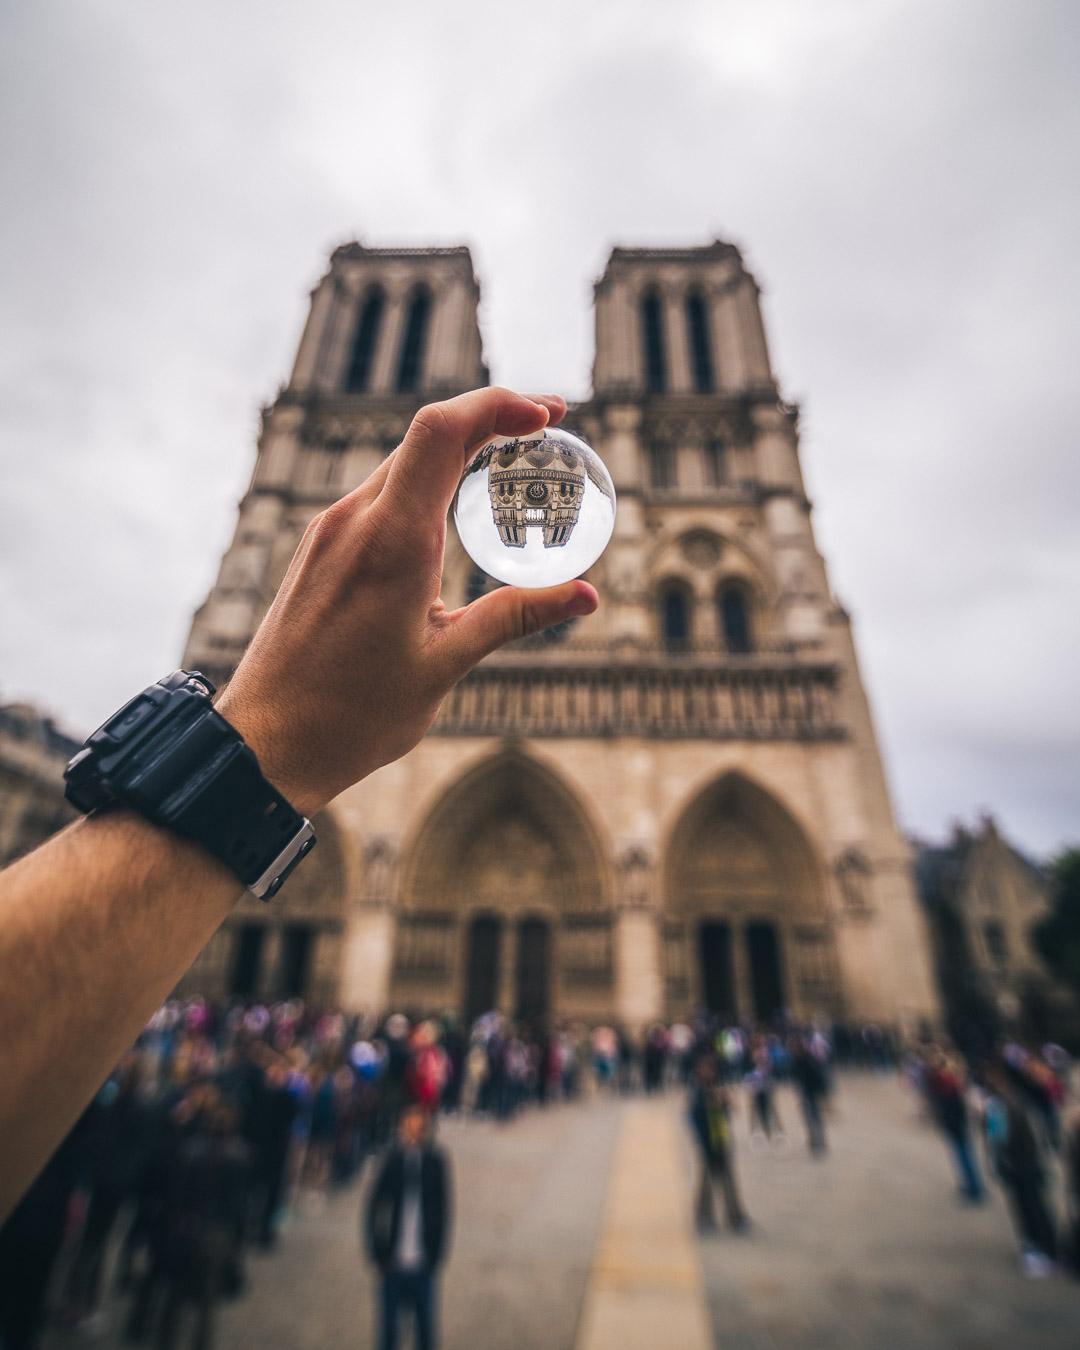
[213,690,325,820]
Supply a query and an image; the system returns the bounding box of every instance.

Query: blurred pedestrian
[920,1046,985,1203]
[982,1061,1058,1278]
[746,1038,782,1145]
[688,1054,748,1235]
[365,1105,451,1350]
[790,1034,828,1156]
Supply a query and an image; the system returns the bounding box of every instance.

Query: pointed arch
[718,580,753,652]
[685,289,714,392]
[401,751,610,914]
[344,286,385,393]
[640,288,667,393]
[658,577,693,651]
[660,770,839,1020]
[664,770,826,917]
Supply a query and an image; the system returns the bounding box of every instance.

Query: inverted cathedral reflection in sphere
[453,428,616,588]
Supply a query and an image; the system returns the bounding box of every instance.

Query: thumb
[438,580,598,681]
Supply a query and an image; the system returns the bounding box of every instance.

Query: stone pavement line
[575,1096,712,1350]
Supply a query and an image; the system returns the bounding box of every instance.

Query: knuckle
[410,402,454,449]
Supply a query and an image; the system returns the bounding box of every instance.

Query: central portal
[515,917,551,1026]
[404,753,607,1026]
[699,921,735,1019]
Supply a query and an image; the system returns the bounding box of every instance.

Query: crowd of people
[1,999,1076,1348]
[913,1036,1079,1278]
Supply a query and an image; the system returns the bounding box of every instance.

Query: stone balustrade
[433,653,843,741]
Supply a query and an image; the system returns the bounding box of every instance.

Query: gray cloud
[1,0,1077,854]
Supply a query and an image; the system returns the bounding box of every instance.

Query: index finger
[382,387,566,518]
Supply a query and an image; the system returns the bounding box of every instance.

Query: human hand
[216,387,598,817]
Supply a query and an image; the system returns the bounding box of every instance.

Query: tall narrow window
[719,584,752,653]
[685,291,714,392]
[640,290,667,393]
[661,584,691,651]
[647,442,676,489]
[395,286,432,392]
[344,287,385,393]
[703,438,726,487]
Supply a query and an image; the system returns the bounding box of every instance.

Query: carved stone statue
[616,845,654,908]
[362,836,397,905]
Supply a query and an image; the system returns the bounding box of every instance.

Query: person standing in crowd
[920,1045,985,1203]
[126,1088,252,1348]
[365,1104,451,1350]
[249,1058,300,1248]
[63,1053,154,1324]
[746,1036,782,1146]
[982,1061,1058,1278]
[688,1054,749,1235]
[642,1024,668,1094]
[789,1033,828,1156]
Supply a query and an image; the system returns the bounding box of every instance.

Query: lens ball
[453,428,616,588]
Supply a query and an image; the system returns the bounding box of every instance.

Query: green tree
[1033,848,1080,997]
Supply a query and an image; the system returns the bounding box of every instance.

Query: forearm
[0,809,241,1217]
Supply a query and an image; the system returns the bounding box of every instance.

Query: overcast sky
[1,1,1077,856]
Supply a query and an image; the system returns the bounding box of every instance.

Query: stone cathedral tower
[182,239,937,1032]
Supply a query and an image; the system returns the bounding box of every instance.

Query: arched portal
[665,774,839,1022]
[397,754,610,1023]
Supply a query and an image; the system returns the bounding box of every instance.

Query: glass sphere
[453,427,616,588]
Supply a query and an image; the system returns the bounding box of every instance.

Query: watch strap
[64,673,316,900]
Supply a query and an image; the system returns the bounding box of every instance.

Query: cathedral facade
[180,240,938,1031]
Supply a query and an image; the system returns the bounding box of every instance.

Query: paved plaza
[48,1074,1078,1350]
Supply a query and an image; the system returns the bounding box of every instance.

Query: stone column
[715,284,747,392]
[663,284,692,393]
[497,917,517,1017]
[320,279,357,392]
[614,907,663,1028]
[426,276,467,389]
[340,904,396,1014]
[613,848,662,1028]
[257,927,282,1002]
[737,280,772,387]
[732,920,753,1021]
[339,837,399,1014]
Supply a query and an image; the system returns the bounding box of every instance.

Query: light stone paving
[46,1075,1080,1350]
[700,1074,1079,1350]
[576,1095,710,1350]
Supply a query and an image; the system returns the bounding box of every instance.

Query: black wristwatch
[63,671,316,900]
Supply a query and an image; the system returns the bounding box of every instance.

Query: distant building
[179,237,939,1032]
[915,817,1054,1040]
[0,703,79,866]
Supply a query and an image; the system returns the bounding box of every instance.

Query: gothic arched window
[395,286,432,392]
[646,441,676,489]
[344,287,385,393]
[685,290,714,393]
[703,438,726,487]
[640,290,667,394]
[660,583,692,651]
[718,583,752,653]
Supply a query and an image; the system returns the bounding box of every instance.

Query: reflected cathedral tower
[183,240,937,1030]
